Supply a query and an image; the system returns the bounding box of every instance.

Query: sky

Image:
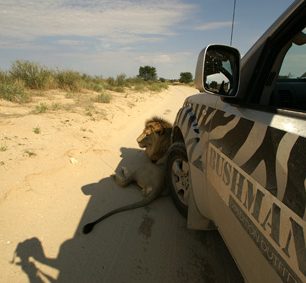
[0,0,295,79]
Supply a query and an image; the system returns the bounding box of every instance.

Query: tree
[138,66,157,81]
[179,72,193,84]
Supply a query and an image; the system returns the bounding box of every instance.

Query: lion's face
[137,117,172,162]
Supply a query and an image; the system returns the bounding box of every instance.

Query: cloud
[0,0,197,77]
[0,0,194,46]
[195,21,232,31]
[136,52,193,65]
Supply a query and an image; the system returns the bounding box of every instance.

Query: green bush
[0,80,30,103]
[147,81,168,92]
[106,77,115,87]
[56,70,83,91]
[33,103,48,114]
[10,60,54,89]
[105,74,127,91]
[115,73,127,86]
[0,70,11,83]
[133,83,146,92]
[95,92,112,103]
[86,82,104,92]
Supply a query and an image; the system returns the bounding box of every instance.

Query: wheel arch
[170,125,215,230]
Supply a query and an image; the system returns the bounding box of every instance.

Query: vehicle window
[279,28,306,80]
[270,27,306,111]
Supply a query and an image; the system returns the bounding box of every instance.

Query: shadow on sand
[12,147,243,283]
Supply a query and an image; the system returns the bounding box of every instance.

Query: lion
[83,116,172,234]
[137,116,172,162]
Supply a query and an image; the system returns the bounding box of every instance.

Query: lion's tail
[82,191,160,234]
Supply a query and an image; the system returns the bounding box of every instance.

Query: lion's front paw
[143,186,153,196]
[113,169,131,187]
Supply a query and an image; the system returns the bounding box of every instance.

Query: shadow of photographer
[11,147,156,282]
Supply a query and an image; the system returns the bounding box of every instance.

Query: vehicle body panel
[171,1,306,281]
[173,89,306,283]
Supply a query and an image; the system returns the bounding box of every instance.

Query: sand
[0,85,205,282]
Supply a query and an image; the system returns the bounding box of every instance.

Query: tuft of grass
[133,83,146,92]
[95,92,112,103]
[115,73,127,87]
[106,86,125,93]
[65,92,75,99]
[51,102,61,111]
[85,105,95,117]
[33,127,41,134]
[56,70,83,91]
[0,70,11,83]
[0,80,30,103]
[0,145,7,152]
[10,60,55,90]
[33,103,48,114]
[86,82,104,92]
[147,81,168,92]
[105,74,127,92]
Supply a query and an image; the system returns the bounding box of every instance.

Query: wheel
[166,142,190,217]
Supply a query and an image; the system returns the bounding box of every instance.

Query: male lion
[83,116,172,234]
[137,116,172,162]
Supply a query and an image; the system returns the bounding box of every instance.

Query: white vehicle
[166,1,306,282]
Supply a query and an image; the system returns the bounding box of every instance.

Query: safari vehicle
[166,0,306,282]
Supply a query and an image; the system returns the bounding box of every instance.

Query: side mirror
[195,45,240,97]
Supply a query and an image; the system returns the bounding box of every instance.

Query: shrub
[95,92,112,103]
[10,60,54,89]
[33,103,48,114]
[115,73,127,86]
[113,86,125,93]
[86,82,104,92]
[0,70,11,83]
[105,74,127,92]
[51,103,61,111]
[133,83,146,92]
[147,81,168,92]
[56,70,84,91]
[0,80,30,103]
[106,77,115,86]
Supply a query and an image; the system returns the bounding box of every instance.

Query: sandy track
[0,85,242,282]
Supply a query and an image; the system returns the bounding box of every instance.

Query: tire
[166,142,190,217]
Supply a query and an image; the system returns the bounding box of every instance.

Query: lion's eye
[155,130,162,136]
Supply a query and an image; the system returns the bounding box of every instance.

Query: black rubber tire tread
[166,142,189,217]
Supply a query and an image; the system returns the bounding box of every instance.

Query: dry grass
[0,60,169,107]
